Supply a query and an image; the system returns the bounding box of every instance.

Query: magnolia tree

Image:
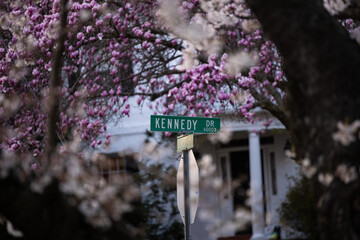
[0,0,287,236]
[0,0,288,156]
[1,0,360,239]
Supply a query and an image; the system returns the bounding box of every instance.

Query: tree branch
[250,88,289,129]
[45,0,68,164]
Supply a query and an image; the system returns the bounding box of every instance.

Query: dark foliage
[278,176,319,240]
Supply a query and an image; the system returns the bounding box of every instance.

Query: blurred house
[191,112,298,240]
[98,102,299,240]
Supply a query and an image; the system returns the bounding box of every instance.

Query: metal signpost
[150,115,220,240]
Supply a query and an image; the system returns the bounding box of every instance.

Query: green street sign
[177,134,194,152]
[150,115,220,133]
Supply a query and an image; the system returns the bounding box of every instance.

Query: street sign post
[150,115,220,133]
[177,149,199,224]
[150,115,220,240]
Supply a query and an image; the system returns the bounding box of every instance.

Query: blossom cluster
[1,0,288,156]
[0,0,180,154]
[154,0,286,126]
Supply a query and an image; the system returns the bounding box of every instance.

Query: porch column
[248,131,265,239]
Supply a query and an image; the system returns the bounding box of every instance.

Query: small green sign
[150,115,220,133]
[177,134,194,152]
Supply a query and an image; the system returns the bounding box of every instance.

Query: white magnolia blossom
[285,149,296,159]
[79,9,92,22]
[318,172,334,186]
[230,89,249,105]
[156,0,223,56]
[61,164,136,228]
[323,0,350,15]
[212,177,223,191]
[177,42,200,71]
[302,158,311,168]
[350,27,360,45]
[208,125,232,144]
[79,199,101,218]
[31,173,53,193]
[122,184,141,202]
[241,19,261,33]
[336,164,358,183]
[223,51,259,76]
[1,11,39,54]
[0,153,17,178]
[140,141,174,164]
[157,0,259,71]
[200,0,248,28]
[332,120,360,146]
[199,207,215,220]
[200,1,236,28]
[301,158,317,178]
[199,154,216,177]
[6,220,24,238]
[203,207,251,238]
[234,207,252,228]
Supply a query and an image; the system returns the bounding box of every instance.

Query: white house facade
[100,104,300,240]
[192,116,299,240]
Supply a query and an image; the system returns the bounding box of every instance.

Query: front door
[219,148,274,235]
[218,149,252,235]
[230,150,252,235]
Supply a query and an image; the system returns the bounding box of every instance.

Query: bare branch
[45,0,69,164]
[250,88,289,129]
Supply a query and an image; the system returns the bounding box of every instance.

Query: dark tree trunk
[246,0,360,239]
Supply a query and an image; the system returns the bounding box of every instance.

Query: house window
[100,157,126,181]
[96,152,138,182]
[220,156,229,199]
[270,152,277,195]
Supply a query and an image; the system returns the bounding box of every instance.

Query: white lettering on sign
[192,120,197,129]
[156,118,160,128]
[203,127,217,132]
[151,115,220,133]
[154,117,200,131]
[206,120,214,127]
